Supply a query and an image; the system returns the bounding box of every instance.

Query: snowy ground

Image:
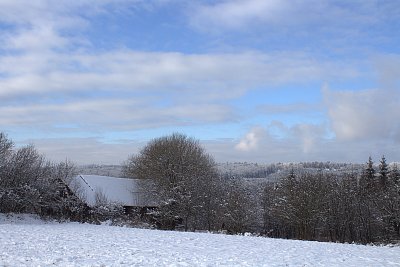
[1,214,399,266]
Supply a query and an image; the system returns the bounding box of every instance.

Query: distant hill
[77,164,123,177]
[217,161,364,182]
[77,161,366,181]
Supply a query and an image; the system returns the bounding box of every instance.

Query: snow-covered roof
[70,175,157,207]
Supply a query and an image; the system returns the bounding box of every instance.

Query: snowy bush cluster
[0,132,141,225]
[0,132,90,220]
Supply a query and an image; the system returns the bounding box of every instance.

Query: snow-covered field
[1,214,399,266]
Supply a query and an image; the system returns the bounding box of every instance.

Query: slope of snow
[1,216,399,266]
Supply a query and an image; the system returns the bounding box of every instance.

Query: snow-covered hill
[1,214,399,266]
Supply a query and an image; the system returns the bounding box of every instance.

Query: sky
[0,0,399,165]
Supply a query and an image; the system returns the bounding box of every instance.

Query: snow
[72,175,156,207]
[0,213,54,225]
[1,214,399,266]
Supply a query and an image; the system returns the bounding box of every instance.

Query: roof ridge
[79,175,95,192]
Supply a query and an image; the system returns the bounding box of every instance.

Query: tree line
[262,157,400,244]
[123,133,400,244]
[1,131,399,244]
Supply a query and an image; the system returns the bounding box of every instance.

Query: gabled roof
[70,175,157,207]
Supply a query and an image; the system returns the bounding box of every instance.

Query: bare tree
[123,133,219,230]
[0,133,13,159]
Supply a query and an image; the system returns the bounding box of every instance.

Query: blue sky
[0,0,399,164]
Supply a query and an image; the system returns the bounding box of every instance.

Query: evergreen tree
[389,164,400,189]
[360,156,375,193]
[379,155,389,190]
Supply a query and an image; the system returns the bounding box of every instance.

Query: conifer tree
[389,164,400,188]
[360,156,375,193]
[379,155,389,190]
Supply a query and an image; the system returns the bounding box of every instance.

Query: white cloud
[0,1,89,52]
[189,0,400,34]
[0,51,359,99]
[226,119,399,164]
[231,122,325,162]
[375,54,400,90]
[29,137,145,165]
[235,127,266,152]
[4,24,69,51]
[323,87,400,142]
[0,0,362,137]
[323,54,400,143]
[0,48,360,134]
[235,122,325,155]
[0,99,236,132]
[258,102,322,114]
[290,124,326,154]
[191,0,286,30]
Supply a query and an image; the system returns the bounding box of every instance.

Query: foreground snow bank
[1,215,399,266]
